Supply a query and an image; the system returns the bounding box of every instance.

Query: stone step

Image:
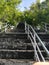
[0,49,47,60]
[0,51,34,59]
[0,59,34,65]
[0,49,46,52]
[38,34,49,42]
[0,42,49,50]
[0,45,33,50]
[0,33,28,39]
[45,57,49,61]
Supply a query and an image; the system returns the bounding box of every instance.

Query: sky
[19,0,36,11]
[40,0,45,3]
[19,0,45,11]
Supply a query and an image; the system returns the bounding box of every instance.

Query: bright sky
[40,0,45,3]
[19,0,45,11]
[19,0,36,11]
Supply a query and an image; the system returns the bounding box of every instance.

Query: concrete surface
[0,59,34,65]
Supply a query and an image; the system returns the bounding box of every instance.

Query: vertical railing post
[28,25,29,38]
[34,34,37,61]
[5,24,7,33]
[45,23,47,32]
[25,21,26,33]
[34,34,40,61]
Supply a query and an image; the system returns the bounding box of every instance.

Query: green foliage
[21,0,49,27]
[0,0,49,28]
[0,0,22,25]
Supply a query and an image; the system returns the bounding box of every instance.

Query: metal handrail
[29,30,45,61]
[29,35,40,61]
[25,22,49,61]
[29,25,49,56]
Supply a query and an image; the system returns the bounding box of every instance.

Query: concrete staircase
[0,33,34,59]
[0,22,49,62]
[0,33,48,61]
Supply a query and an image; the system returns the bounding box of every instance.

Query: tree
[29,0,49,27]
[0,0,22,25]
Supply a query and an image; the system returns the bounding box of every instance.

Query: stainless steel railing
[25,22,49,62]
